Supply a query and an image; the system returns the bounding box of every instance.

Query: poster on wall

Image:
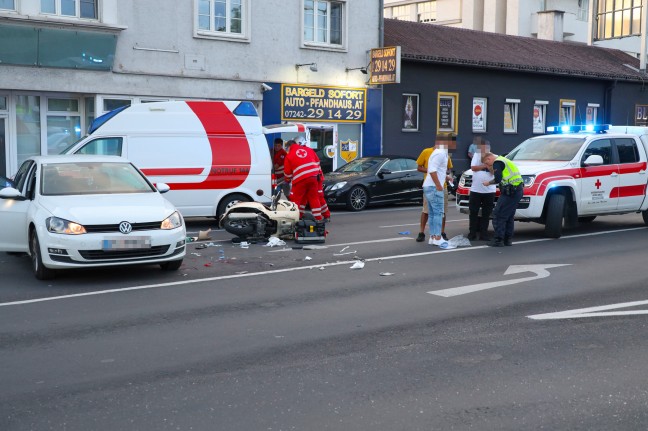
[533,105,544,133]
[472,97,487,133]
[437,92,458,134]
[402,94,419,132]
[636,105,648,126]
[504,104,514,131]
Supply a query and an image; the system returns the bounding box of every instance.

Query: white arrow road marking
[428,264,572,297]
[528,299,648,320]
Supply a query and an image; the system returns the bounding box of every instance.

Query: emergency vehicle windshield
[507,136,586,162]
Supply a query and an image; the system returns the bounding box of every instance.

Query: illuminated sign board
[369,46,401,85]
[281,84,366,123]
[636,104,648,126]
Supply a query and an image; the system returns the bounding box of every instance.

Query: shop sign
[437,92,458,134]
[472,97,487,133]
[635,104,648,126]
[340,139,358,163]
[369,46,401,85]
[281,84,366,123]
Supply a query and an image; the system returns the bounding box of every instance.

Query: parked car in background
[323,156,424,211]
[0,155,186,279]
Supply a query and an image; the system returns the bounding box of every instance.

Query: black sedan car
[323,156,425,211]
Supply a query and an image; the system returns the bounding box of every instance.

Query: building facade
[382,19,648,171]
[0,0,381,178]
[384,1,646,59]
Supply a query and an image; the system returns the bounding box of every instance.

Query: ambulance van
[65,100,274,219]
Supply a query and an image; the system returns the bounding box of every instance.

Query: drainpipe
[642,0,648,70]
[604,80,617,124]
[378,0,384,154]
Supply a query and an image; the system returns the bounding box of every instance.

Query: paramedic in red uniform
[272,138,289,198]
[283,140,323,221]
[295,137,331,222]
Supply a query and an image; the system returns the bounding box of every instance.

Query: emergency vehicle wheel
[544,193,565,238]
[346,186,368,211]
[578,216,596,223]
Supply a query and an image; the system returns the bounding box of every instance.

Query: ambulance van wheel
[642,209,648,225]
[544,193,565,239]
[216,194,250,219]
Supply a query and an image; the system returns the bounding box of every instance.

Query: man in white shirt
[423,135,455,246]
[468,138,496,240]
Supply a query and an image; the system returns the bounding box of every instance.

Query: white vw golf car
[0,155,186,279]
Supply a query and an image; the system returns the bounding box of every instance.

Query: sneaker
[324,217,331,223]
[430,237,445,246]
[416,232,425,242]
[428,236,436,245]
[441,232,448,241]
[487,238,504,247]
[503,237,513,246]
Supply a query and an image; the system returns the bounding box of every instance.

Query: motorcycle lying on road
[219,188,326,244]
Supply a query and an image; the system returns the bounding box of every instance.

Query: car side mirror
[582,154,604,167]
[378,169,392,178]
[0,187,26,200]
[156,183,171,194]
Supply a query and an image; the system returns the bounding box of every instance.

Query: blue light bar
[546,124,609,134]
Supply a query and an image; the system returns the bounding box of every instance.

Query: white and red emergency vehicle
[65,101,306,218]
[456,124,648,238]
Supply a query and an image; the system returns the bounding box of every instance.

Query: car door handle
[610,172,619,177]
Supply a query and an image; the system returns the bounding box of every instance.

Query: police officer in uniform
[481,152,524,247]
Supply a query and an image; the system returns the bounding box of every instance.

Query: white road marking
[1,226,645,308]
[267,236,413,252]
[379,219,467,228]
[528,299,648,320]
[428,264,571,297]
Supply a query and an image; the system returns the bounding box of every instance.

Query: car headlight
[46,217,87,235]
[329,181,347,191]
[161,211,183,230]
[522,175,535,187]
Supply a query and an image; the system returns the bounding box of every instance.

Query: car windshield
[506,136,586,161]
[338,158,383,173]
[41,162,155,196]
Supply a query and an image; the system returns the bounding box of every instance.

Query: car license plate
[103,236,151,250]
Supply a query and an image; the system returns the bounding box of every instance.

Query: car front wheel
[160,259,183,271]
[346,186,368,211]
[30,230,56,280]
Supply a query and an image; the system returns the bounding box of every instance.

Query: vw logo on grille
[119,221,133,234]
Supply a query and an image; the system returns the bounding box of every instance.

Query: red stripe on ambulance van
[610,184,647,198]
[169,101,252,190]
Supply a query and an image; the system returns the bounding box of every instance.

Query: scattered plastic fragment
[190,253,201,256]
[304,256,312,261]
[350,260,365,269]
[204,263,212,267]
[218,250,225,260]
[264,236,286,247]
[318,266,325,270]
[303,245,327,250]
[339,246,349,253]
[186,236,196,243]
[240,241,249,249]
[380,272,395,276]
[398,231,411,235]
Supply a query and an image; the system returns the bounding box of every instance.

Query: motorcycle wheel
[222,218,256,236]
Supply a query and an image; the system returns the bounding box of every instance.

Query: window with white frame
[418,1,436,23]
[533,101,548,134]
[559,99,576,125]
[391,5,412,21]
[0,0,15,10]
[46,98,82,155]
[41,0,97,19]
[577,0,589,21]
[304,0,344,47]
[197,0,248,38]
[504,99,519,133]
[586,103,599,124]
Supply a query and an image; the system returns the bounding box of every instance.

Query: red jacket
[284,145,321,185]
[273,148,287,181]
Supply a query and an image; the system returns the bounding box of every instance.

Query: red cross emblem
[595,179,602,189]
[296,148,308,158]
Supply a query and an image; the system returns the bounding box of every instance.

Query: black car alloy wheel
[347,186,368,211]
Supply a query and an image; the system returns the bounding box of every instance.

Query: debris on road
[197,229,212,241]
[350,260,365,269]
[264,236,286,247]
[334,251,357,256]
[304,256,313,261]
[380,272,395,276]
[398,231,411,235]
